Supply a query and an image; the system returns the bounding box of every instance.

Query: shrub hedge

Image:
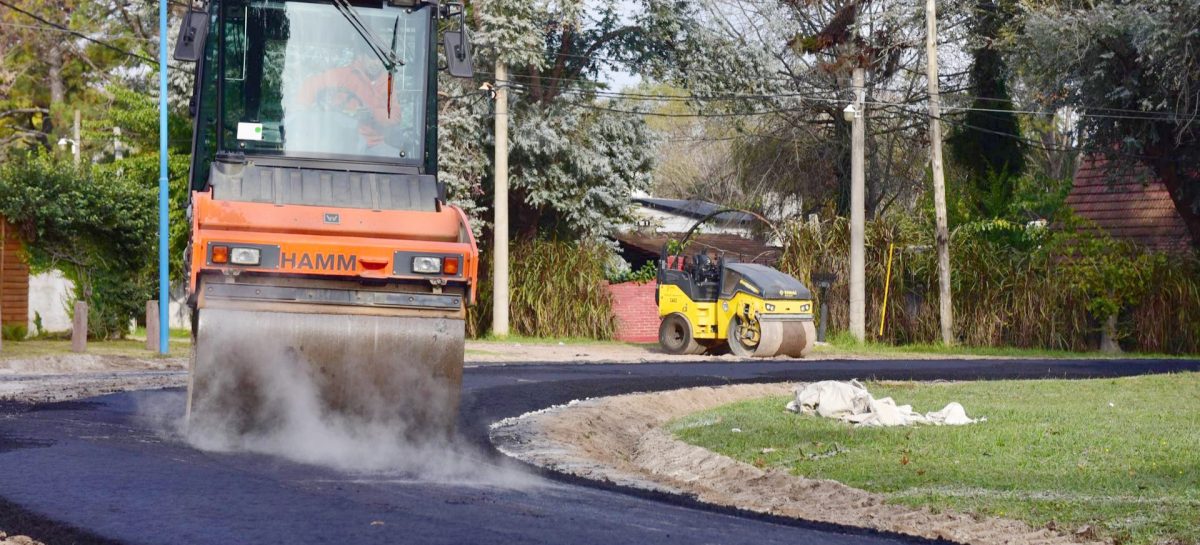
[469,238,617,339]
[777,216,1200,353]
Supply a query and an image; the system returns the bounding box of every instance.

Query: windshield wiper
[331,0,405,117]
[387,15,399,118]
[331,0,404,72]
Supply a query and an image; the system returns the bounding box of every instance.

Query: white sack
[786,381,981,427]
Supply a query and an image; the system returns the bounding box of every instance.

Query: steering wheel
[311,86,369,121]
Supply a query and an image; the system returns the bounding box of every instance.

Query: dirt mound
[491,384,1100,545]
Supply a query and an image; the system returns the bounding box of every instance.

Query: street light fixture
[57,137,80,165]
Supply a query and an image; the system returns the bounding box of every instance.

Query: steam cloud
[141,311,539,489]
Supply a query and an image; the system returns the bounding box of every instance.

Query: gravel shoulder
[0,354,186,404]
[463,340,1019,364]
[490,383,1101,545]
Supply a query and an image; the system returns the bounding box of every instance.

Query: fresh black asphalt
[1,358,1196,545]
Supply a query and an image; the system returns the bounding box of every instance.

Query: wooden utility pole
[925,0,955,345]
[492,62,510,337]
[849,67,866,343]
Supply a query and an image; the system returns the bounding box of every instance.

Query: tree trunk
[1150,149,1200,250]
[1099,314,1121,354]
[48,42,65,106]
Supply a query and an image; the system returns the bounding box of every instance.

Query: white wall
[28,270,73,333]
[167,285,190,330]
[28,270,192,333]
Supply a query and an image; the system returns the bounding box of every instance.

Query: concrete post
[848,67,866,343]
[114,126,124,161]
[72,109,81,165]
[492,62,510,337]
[71,301,87,353]
[146,300,159,352]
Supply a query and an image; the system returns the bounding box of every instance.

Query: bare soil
[464,340,1001,364]
[490,384,1103,545]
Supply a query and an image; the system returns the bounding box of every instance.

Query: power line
[504,75,1186,124]
[487,50,1184,122]
[530,87,1164,162]
[0,21,159,43]
[518,88,1102,158]
[0,0,158,65]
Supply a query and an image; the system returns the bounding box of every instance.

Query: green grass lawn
[670,374,1200,545]
[129,327,192,340]
[0,338,189,360]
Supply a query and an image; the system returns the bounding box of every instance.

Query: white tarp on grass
[785,380,982,427]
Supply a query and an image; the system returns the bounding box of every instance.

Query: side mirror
[173,9,209,62]
[444,30,473,78]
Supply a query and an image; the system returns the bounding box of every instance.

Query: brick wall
[606,281,660,343]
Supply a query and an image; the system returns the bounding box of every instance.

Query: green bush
[469,238,617,339]
[1,324,27,341]
[779,215,1200,354]
[608,261,657,284]
[0,153,157,339]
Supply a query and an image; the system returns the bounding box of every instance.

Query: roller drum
[187,308,464,438]
[772,320,816,358]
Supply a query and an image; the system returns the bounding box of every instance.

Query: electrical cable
[0,0,159,65]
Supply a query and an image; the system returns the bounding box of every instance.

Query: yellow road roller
[655,233,817,358]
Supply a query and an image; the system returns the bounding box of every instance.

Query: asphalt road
[1,358,1197,545]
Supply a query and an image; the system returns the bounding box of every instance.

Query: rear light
[230,247,261,266]
[212,245,229,264]
[412,256,442,274]
[443,257,459,275]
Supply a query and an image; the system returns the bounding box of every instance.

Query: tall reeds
[778,217,1200,353]
[468,239,617,339]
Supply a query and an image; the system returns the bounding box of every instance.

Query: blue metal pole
[158,0,169,354]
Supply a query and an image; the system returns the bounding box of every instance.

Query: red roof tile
[1068,156,1192,253]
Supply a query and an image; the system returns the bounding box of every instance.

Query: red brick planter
[606,281,660,343]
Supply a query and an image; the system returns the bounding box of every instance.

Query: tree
[1018,0,1200,247]
[684,0,975,221]
[439,0,749,240]
[636,84,742,204]
[947,0,1025,217]
[0,153,156,338]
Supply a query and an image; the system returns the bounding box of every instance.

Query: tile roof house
[1067,156,1196,253]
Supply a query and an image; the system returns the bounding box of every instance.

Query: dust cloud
[143,309,539,489]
